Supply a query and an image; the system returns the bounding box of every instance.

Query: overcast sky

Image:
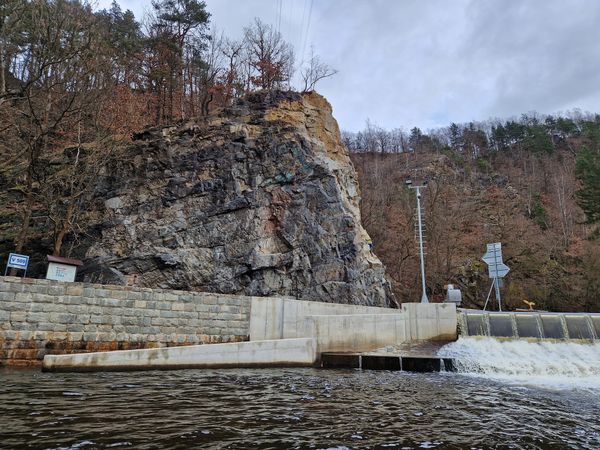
[96,0,600,132]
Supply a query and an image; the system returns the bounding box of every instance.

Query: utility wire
[300,0,313,66]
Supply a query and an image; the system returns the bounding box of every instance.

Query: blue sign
[7,253,29,270]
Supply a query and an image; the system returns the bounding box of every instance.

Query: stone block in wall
[98,332,117,342]
[32,294,55,303]
[8,322,29,331]
[26,312,47,323]
[203,295,218,305]
[134,300,147,309]
[97,298,120,307]
[47,285,66,296]
[94,289,110,298]
[62,296,85,305]
[121,317,138,326]
[29,303,54,313]
[217,296,244,306]
[155,301,171,310]
[3,330,17,340]
[10,311,27,322]
[163,292,179,302]
[66,305,88,315]
[8,283,24,293]
[195,304,211,313]
[3,302,25,311]
[83,332,99,341]
[127,291,143,301]
[37,323,67,332]
[110,290,129,300]
[65,284,84,296]
[68,332,84,341]
[47,331,68,341]
[0,310,10,322]
[1,292,16,302]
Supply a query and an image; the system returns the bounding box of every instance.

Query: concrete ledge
[42,338,317,372]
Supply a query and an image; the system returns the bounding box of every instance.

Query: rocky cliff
[83,91,394,307]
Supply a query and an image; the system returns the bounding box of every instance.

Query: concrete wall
[0,276,252,366]
[249,296,398,341]
[304,314,407,353]
[402,303,457,341]
[250,297,457,353]
[42,338,317,372]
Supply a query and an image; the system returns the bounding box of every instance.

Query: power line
[300,0,313,66]
[277,0,282,33]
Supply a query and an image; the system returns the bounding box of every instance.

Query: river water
[2,338,600,449]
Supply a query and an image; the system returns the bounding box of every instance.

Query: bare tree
[301,47,337,92]
[243,18,294,90]
[220,36,245,105]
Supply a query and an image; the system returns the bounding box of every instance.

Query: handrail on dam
[458,309,600,341]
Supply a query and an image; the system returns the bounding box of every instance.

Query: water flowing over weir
[438,337,600,388]
[442,311,600,387]
[458,309,600,340]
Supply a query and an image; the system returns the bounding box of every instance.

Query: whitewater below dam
[2,338,600,449]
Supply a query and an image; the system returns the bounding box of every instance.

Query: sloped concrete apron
[43,338,317,372]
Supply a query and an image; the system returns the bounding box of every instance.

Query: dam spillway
[458,309,600,341]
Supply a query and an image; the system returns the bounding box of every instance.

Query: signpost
[4,253,30,277]
[482,243,510,311]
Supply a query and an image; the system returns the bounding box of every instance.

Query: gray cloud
[96,0,600,131]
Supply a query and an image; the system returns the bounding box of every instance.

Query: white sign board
[46,262,78,282]
[7,253,29,270]
[482,242,510,279]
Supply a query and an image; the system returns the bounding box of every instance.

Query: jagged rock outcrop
[83,91,395,307]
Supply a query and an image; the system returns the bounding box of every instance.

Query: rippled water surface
[1,367,599,449]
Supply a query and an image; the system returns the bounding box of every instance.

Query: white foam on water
[438,337,600,390]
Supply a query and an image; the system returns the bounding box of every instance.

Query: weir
[458,309,600,341]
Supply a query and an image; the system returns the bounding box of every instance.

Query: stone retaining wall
[0,276,252,366]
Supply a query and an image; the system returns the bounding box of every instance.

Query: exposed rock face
[84,91,395,307]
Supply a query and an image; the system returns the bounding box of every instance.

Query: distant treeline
[342,112,600,156]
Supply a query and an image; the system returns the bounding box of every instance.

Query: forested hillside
[347,115,600,311]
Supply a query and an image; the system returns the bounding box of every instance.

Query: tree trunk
[10,168,34,275]
[0,43,6,95]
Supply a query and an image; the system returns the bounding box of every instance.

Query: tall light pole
[406,180,428,303]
